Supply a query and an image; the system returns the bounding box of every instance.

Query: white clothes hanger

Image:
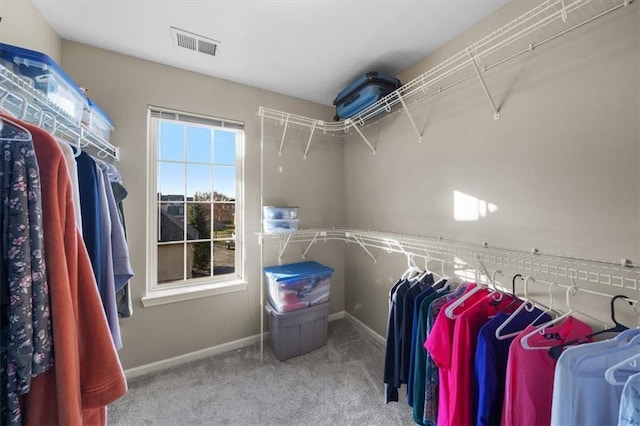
[0,116,32,142]
[444,267,500,319]
[440,259,447,279]
[604,332,640,385]
[520,285,578,350]
[565,278,612,328]
[488,269,505,302]
[444,269,483,319]
[412,255,432,282]
[530,280,559,324]
[495,275,538,340]
[401,253,421,280]
[521,283,610,350]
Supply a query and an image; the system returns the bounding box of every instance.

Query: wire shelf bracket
[256,0,634,149]
[278,113,290,156]
[346,119,376,155]
[468,50,501,120]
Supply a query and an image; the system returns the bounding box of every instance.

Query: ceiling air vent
[171,27,220,57]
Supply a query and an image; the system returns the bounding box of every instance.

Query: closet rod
[259,228,640,290]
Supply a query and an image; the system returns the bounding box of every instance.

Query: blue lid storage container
[82,98,114,142]
[263,261,334,313]
[0,43,88,122]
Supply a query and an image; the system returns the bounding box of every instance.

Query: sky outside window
[158,121,237,200]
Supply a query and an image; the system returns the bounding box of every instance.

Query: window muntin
[152,116,242,287]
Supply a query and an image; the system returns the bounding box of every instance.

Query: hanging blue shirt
[474,307,550,426]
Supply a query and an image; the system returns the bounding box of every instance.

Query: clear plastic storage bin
[0,43,87,122]
[263,219,299,234]
[82,98,114,142]
[263,261,334,313]
[263,206,299,220]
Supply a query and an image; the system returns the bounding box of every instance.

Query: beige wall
[7,0,638,368]
[344,2,640,336]
[60,41,345,369]
[0,0,60,61]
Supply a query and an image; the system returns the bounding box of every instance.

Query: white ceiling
[33,0,508,106]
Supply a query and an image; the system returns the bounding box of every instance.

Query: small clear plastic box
[263,206,299,220]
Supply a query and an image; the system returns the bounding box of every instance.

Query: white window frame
[143,106,247,307]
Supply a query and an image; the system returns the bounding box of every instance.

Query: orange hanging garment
[1,113,127,425]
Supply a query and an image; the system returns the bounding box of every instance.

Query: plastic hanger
[547,294,632,359]
[574,332,640,376]
[566,279,612,328]
[604,350,640,385]
[495,275,538,340]
[487,269,505,302]
[497,273,524,311]
[520,285,578,350]
[444,267,483,319]
[599,332,640,385]
[0,116,32,142]
[586,295,632,338]
[444,267,500,319]
[412,255,432,283]
[73,131,82,158]
[401,253,421,280]
[530,280,559,324]
[521,284,610,350]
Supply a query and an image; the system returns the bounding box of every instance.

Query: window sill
[141,279,248,308]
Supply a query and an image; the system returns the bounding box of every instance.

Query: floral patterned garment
[1,122,54,426]
[423,286,467,426]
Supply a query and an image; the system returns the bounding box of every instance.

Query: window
[144,107,245,305]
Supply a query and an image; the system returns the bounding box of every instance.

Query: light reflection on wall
[454,190,498,222]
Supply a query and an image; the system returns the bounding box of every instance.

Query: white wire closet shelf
[257,0,634,156]
[0,63,119,160]
[259,228,640,291]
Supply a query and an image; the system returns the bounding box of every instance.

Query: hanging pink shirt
[502,317,592,426]
[448,293,516,426]
[425,285,485,426]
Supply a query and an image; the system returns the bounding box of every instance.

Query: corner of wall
[0,0,61,62]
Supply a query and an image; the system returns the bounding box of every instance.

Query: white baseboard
[125,310,347,380]
[124,333,263,379]
[344,312,386,345]
[328,311,345,321]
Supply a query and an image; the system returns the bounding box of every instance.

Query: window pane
[214,240,235,276]
[187,164,212,200]
[186,203,211,241]
[187,126,212,163]
[214,130,236,165]
[158,243,184,283]
[158,162,185,199]
[213,203,235,239]
[159,121,184,161]
[189,242,211,278]
[214,167,235,200]
[158,203,185,242]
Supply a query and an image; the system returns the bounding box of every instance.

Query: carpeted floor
[109,318,413,425]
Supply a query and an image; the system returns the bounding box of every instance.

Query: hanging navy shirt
[76,152,105,303]
[384,278,406,403]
